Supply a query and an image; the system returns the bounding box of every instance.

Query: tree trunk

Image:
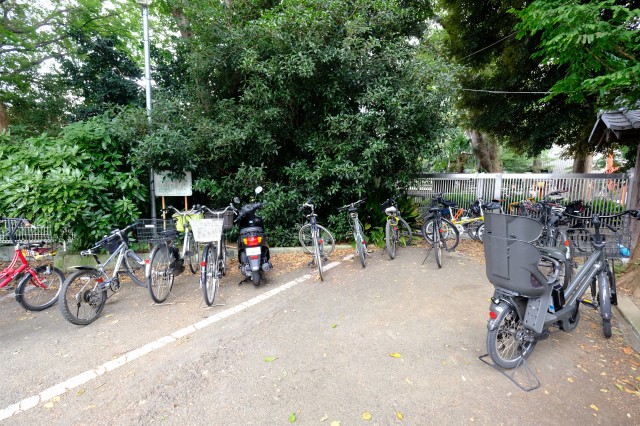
[0,101,8,132]
[171,8,193,39]
[467,130,501,172]
[572,153,593,173]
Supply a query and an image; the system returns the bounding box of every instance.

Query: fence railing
[407,173,631,216]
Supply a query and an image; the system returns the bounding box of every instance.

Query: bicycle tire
[220,234,228,276]
[15,264,64,311]
[186,231,199,274]
[147,243,175,304]
[476,223,485,244]
[397,217,413,246]
[59,269,107,325]
[422,218,460,250]
[597,271,612,338]
[486,304,537,369]
[385,220,396,260]
[434,226,443,268]
[299,224,336,256]
[356,230,366,268]
[313,232,324,281]
[124,250,146,287]
[202,244,219,306]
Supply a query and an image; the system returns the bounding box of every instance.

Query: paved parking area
[1,246,639,425]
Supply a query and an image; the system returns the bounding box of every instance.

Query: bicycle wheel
[597,270,612,338]
[147,243,175,304]
[185,231,199,274]
[59,269,107,325]
[313,233,324,281]
[15,264,64,311]
[434,226,442,269]
[355,230,366,268]
[202,244,219,306]
[220,234,228,276]
[487,304,537,369]
[476,223,485,244]
[385,220,396,260]
[124,250,146,287]
[397,217,413,246]
[300,224,336,256]
[422,218,459,250]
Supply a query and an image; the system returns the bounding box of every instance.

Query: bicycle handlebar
[83,222,138,255]
[337,198,366,211]
[563,209,639,222]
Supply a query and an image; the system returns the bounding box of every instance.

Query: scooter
[231,186,272,286]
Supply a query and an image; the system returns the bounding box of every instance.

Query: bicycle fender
[487,293,526,331]
[70,266,99,272]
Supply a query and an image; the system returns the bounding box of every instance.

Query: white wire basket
[0,219,55,245]
[190,219,224,243]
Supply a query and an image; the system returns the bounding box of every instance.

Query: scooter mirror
[255,186,263,195]
[233,196,241,204]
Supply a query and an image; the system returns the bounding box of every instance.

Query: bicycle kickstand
[421,247,433,265]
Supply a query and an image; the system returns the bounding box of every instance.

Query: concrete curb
[615,295,640,350]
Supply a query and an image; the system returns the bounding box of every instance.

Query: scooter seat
[239,226,264,236]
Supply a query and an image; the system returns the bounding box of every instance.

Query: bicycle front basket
[191,219,223,243]
[137,219,177,243]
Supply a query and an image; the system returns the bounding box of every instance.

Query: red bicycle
[1,218,65,311]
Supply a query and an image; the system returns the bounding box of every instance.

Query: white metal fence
[408,173,631,216]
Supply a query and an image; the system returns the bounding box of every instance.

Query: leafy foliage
[515,0,640,108]
[437,0,597,158]
[0,115,146,247]
[127,0,452,245]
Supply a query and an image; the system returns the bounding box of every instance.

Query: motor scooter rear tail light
[243,236,262,246]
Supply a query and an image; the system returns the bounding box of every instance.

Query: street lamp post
[137,0,156,219]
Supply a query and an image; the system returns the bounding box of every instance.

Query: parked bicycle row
[1,186,636,345]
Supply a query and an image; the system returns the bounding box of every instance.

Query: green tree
[61,31,144,122]
[0,0,142,133]
[131,0,452,244]
[437,0,596,168]
[515,0,640,108]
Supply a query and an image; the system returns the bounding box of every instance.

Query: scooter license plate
[246,247,261,256]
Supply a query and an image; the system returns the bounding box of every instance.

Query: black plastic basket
[136,219,177,243]
[204,210,235,230]
[104,234,126,255]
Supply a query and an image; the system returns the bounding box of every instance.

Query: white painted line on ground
[0,262,340,422]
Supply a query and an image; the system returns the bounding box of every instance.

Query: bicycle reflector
[243,236,262,246]
[489,311,497,320]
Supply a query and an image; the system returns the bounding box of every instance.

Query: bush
[0,116,146,248]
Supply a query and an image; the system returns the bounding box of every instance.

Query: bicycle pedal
[580,299,598,309]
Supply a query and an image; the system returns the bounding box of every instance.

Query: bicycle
[337,198,368,268]
[59,222,146,325]
[299,199,335,281]
[420,195,459,251]
[484,209,640,369]
[423,204,448,268]
[0,218,65,311]
[190,205,234,306]
[381,197,413,260]
[169,205,202,275]
[138,217,179,304]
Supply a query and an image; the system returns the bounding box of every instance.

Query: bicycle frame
[0,247,45,288]
[79,240,135,291]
